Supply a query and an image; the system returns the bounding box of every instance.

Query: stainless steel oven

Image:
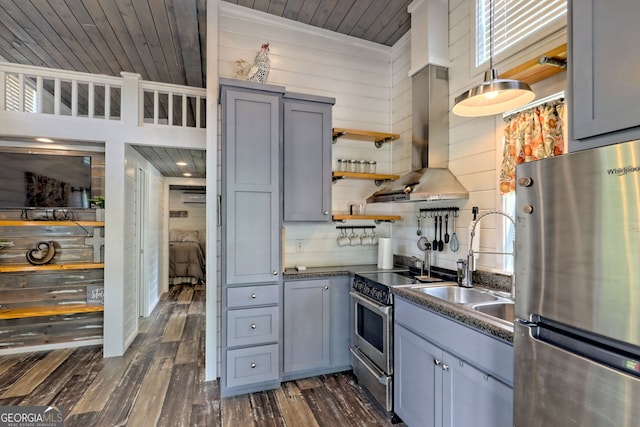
[350,275,394,412]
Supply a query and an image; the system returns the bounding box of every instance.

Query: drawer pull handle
[251,323,257,329]
[251,293,257,299]
[434,359,441,366]
[442,364,449,372]
[250,363,256,368]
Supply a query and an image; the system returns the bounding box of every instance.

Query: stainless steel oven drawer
[351,347,392,412]
[227,306,279,347]
[226,344,279,388]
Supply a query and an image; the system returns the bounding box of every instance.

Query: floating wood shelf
[501,43,567,85]
[332,171,399,186]
[0,304,104,320]
[0,221,105,227]
[0,263,105,273]
[332,214,401,223]
[332,128,400,148]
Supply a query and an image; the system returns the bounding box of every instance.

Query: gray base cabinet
[569,0,640,150]
[283,276,351,380]
[394,297,513,427]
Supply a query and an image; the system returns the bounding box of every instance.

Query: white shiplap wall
[218,2,396,268]
[389,0,567,274]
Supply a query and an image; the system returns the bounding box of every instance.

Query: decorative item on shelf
[233,59,251,79]
[84,229,105,263]
[87,285,104,305]
[26,241,56,265]
[89,196,105,208]
[0,241,14,249]
[452,0,535,117]
[247,43,271,83]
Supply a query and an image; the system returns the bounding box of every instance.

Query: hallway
[0,284,400,426]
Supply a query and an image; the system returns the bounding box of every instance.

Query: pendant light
[452,0,535,117]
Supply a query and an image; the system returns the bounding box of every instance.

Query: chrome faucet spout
[465,210,516,289]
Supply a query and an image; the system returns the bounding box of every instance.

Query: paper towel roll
[377,238,393,269]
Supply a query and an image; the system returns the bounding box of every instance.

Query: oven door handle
[349,291,391,315]
[350,347,389,384]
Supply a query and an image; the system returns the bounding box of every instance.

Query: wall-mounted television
[0,152,92,209]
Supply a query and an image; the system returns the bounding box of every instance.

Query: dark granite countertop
[393,286,514,343]
[283,263,514,344]
[282,264,409,280]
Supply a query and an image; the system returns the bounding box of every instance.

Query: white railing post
[54,78,61,115]
[0,71,5,111]
[71,80,78,117]
[88,82,95,118]
[105,83,111,120]
[120,72,141,127]
[18,73,25,112]
[36,76,43,113]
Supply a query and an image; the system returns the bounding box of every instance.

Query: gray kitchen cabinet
[569,0,640,150]
[394,297,513,427]
[283,276,351,379]
[220,79,285,397]
[395,323,442,427]
[283,279,331,373]
[283,92,334,222]
[328,275,351,368]
[221,79,282,285]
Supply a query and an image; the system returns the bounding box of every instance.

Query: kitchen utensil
[438,216,444,251]
[417,216,422,236]
[432,216,438,250]
[444,214,450,244]
[450,215,459,252]
[417,236,429,251]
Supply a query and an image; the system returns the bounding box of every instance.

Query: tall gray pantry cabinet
[219,79,336,397]
[220,80,284,397]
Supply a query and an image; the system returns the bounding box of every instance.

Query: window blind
[476,0,567,67]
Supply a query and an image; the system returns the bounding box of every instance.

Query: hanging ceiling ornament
[452,0,535,117]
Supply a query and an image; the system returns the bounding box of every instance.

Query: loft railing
[0,62,206,128]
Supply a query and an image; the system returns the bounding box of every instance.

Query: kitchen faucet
[458,210,515,296]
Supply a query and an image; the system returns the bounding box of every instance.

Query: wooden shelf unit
[0,263,104,273]
[0,220,105,227]
[332,128,400,148]
[0,305,104,320]
[332,171,399,186]
[332,214,401,223]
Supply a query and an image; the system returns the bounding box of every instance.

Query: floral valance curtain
[500,100,565,194]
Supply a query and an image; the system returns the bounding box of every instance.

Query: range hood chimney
[367,64,469,203]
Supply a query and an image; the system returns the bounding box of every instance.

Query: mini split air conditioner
[182,192,206,204]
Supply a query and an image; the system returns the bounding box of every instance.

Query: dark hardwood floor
[0,284,403,426]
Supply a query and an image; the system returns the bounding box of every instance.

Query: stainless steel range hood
[367,65,469,203]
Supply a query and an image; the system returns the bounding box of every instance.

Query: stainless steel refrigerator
[514,139,640,427]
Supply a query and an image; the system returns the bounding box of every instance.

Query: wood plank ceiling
[0,0,411,178]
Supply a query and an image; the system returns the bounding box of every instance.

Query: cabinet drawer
[227,306,279,347]
[227,285,279,308]
[226,344,279,389]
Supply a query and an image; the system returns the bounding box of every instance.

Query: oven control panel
[353,276,392,305]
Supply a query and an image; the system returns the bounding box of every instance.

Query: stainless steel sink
[473,301,516,323]
[417,286,499,304]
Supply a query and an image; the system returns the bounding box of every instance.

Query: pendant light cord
[489,0,494,70]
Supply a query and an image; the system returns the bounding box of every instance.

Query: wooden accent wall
[0,147,105,351]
